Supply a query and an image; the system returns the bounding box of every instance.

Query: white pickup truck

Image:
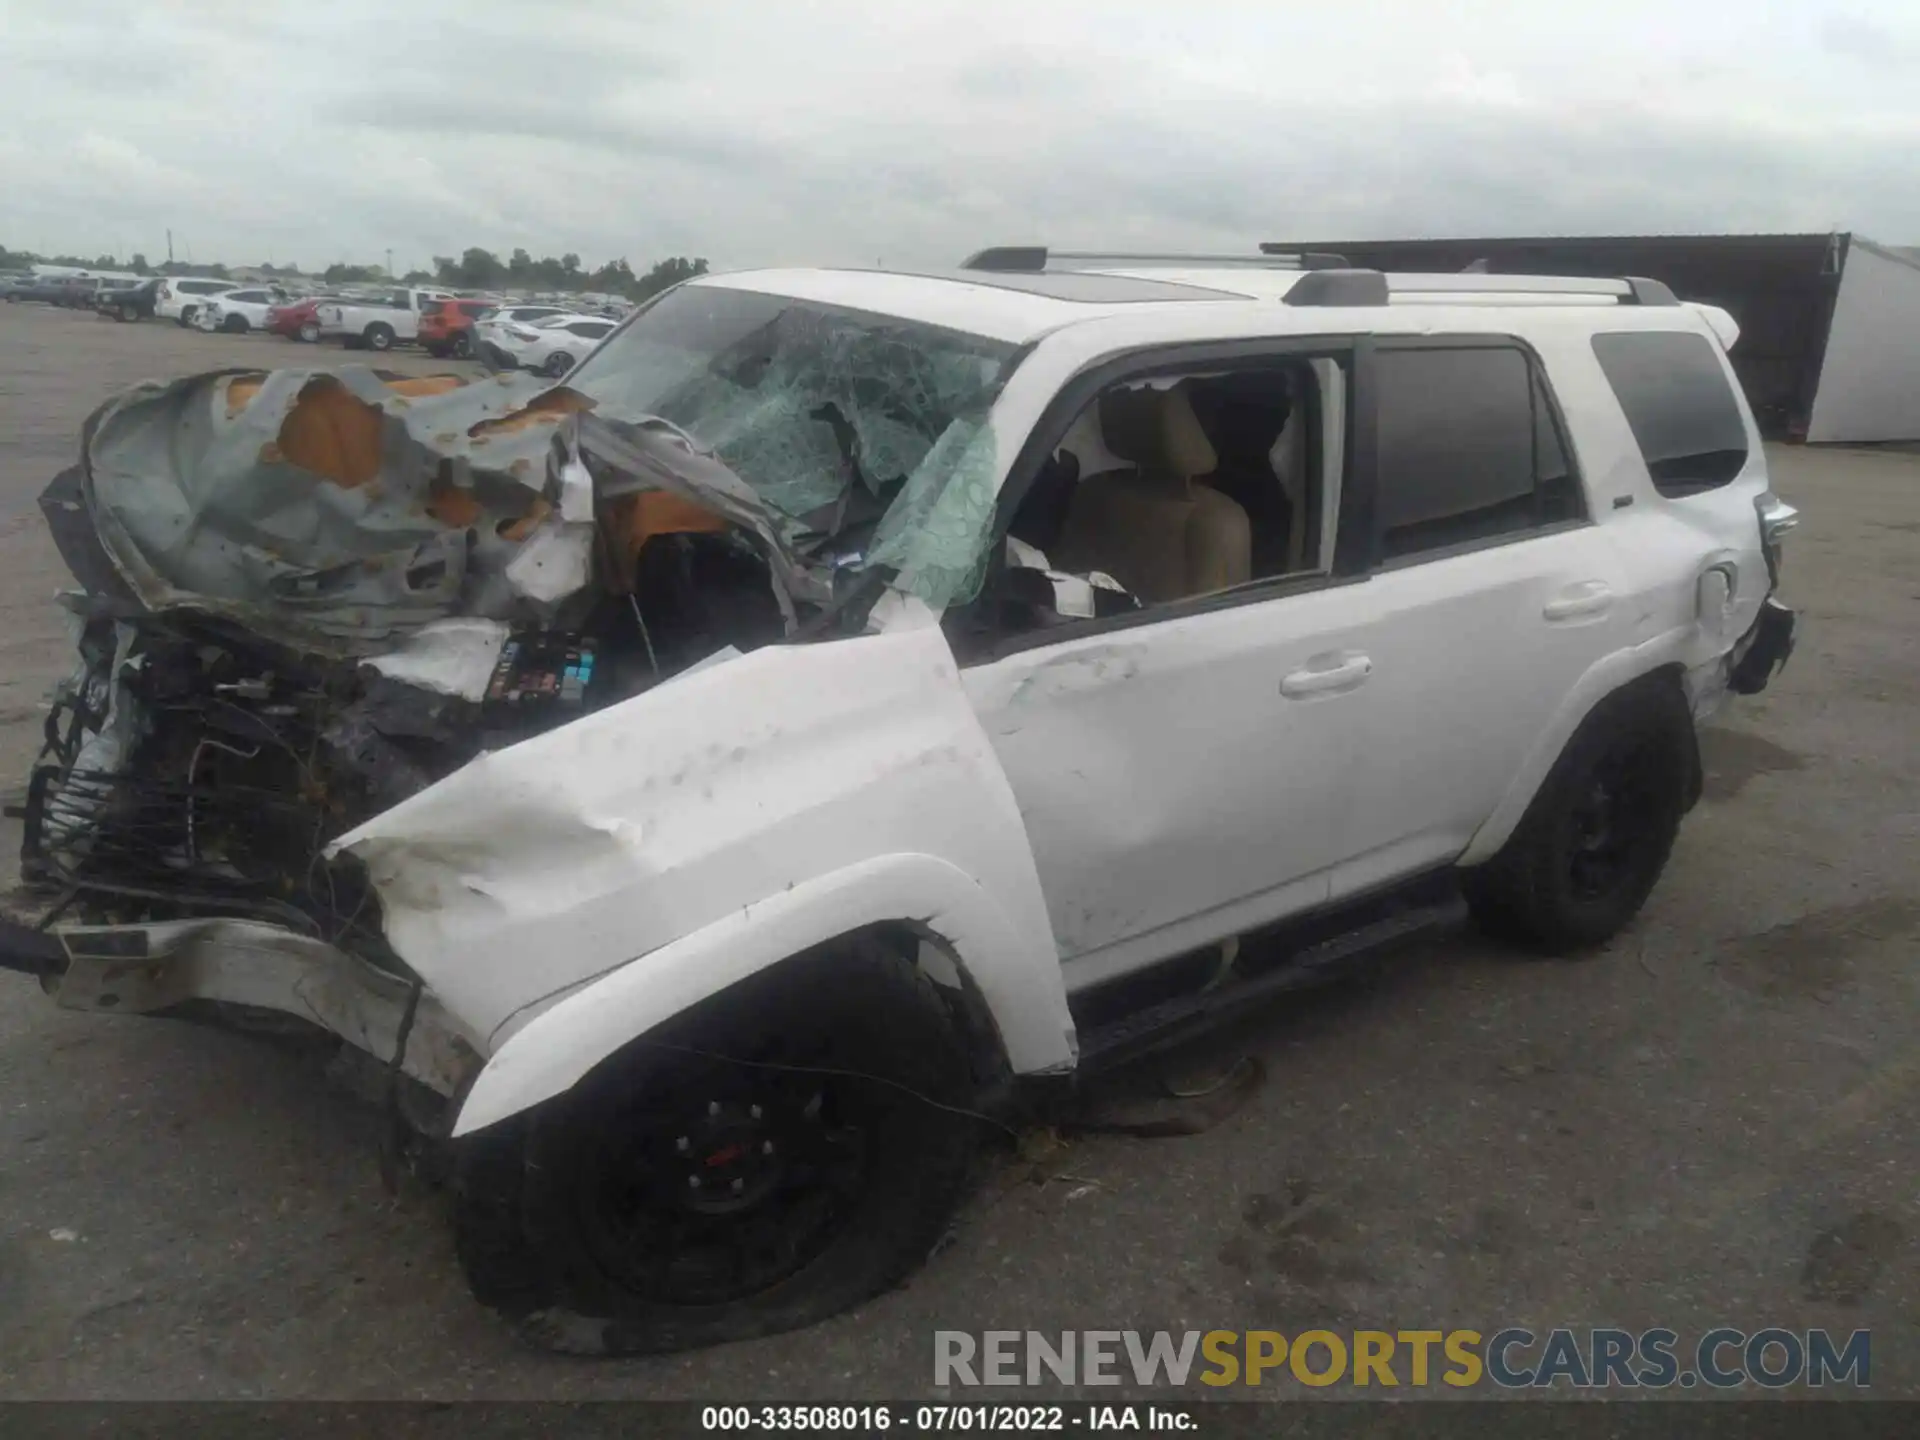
[315,287,455,351]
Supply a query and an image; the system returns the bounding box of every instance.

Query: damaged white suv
[2,250,1797,1354]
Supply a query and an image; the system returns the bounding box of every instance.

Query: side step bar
[1075,892,1468,1075]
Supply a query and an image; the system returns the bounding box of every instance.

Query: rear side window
[1591,331,1749,496]
[1371,345,1584,562]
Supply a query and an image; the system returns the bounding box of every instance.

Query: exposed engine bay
[16,362,874,950]
[24,566,780,946]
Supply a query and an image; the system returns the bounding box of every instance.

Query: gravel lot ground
[0,301,1914,1402]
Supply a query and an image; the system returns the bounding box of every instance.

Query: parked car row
[306,289,621,372]
[3,272,133,307]
[5,268,629,371]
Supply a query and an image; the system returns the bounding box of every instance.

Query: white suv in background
[476,312,619,376]
[154,277,239,326]
[470,303,572,367]
[4,250,1797,1357]
[193,287,286,334]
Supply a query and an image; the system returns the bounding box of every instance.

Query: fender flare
[1457,629,1694,867]
[450,852,1076,1137]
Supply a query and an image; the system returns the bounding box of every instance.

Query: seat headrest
[1099,382,1216,481]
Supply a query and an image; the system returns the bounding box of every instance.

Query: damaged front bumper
[0,912,479,1096]
[1729,595,1797,695]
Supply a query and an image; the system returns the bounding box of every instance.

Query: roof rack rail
[1384,273,1679,304]
[1283,269,1679,307]
[960,247,1351,273]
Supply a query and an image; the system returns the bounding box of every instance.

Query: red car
[418,298,497,359]
[266,297,328,343]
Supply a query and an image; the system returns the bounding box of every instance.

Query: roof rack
[961,247,1352,273]
[1283,269,1679,307]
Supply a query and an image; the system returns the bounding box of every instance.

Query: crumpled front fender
[332,622,1075,1130]
[451,850,1074,1136]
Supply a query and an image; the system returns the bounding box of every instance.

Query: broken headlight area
[20,364,809,943]
[22,539,788,941]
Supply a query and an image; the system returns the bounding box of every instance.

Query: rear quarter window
[1591,330,1750,496]
[1370,343,1583,562]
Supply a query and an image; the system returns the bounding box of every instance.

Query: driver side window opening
[992,355,1345,633]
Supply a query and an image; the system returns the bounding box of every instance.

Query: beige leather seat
[1052,382,1253,604]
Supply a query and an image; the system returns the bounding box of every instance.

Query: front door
[962,586,1376,990]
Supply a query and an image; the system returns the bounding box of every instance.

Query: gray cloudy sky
[3,0,1917,272]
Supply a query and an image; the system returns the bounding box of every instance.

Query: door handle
[1543,580,1615,622]
[1281,651,1372,699]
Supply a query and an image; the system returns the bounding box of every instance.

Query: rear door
[1328,337,1630,897]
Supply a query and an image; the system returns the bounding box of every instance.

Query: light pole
[385,248,394,278]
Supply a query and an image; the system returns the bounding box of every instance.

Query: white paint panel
[962,587,1367,985]
[1808,240,1920,443]
[332,623,1075,1096]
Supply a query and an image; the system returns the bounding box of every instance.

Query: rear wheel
[454,937,980,1355]
[541,350,575,378]
[364,322,395,352]
[222,313,249,334]
[1461,675,1694,954]
[453,331,473,360]
[298,320,320,343]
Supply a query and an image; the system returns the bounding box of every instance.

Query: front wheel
[454,937,980,1355]
[541,351,575,378]
[298,320,320,343]
[222,313,249,334]
[1461,675,1694,954]
[364,322,395,352]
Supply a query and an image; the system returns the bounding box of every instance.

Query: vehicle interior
[979,357,1344,640]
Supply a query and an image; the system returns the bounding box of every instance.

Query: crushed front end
[0,364,812,1105]
[1,294,1025,1110]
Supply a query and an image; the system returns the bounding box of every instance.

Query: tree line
[1,244,708,302]
[426,249,707,299]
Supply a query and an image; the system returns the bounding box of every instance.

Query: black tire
[453,331,473,360]
[1461,673,1694,954]
[222,313,249,334]
[541,351,575,378]
[364,322,395,352]
[298,320,320,343]
[454,936,980,1356]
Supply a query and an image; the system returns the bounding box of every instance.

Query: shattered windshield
[568,283,1022,608]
